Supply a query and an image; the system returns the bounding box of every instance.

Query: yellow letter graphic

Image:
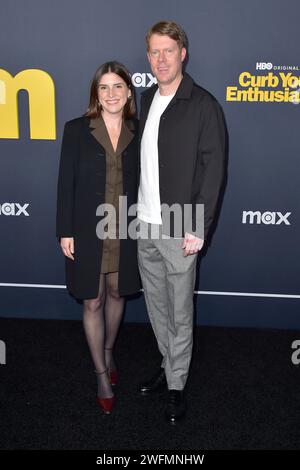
[0,68,56,139]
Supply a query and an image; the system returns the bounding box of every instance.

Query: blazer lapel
[89,116,114,155]
[116,120,134,156]
[89,115,134,156]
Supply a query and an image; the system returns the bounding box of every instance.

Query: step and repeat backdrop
[0,0,299,328]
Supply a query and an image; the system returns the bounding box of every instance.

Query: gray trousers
[137,220,197,390]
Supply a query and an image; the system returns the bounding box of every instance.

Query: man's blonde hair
[146,21,188,51]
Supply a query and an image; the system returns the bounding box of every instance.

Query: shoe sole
[139,387,167,395]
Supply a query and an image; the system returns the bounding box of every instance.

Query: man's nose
[158,51,166,62]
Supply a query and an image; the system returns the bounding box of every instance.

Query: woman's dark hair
[85,61,136,119]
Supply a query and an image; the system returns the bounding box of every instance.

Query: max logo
[0,203,29,216]
[242,211,291,225]
[0,68,56,139]
[131,73,157,88]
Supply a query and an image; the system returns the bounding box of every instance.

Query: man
[137,21,225,423]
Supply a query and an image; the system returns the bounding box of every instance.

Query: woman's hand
[60,237,74,260]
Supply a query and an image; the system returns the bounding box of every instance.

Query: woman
[56,61,140,414]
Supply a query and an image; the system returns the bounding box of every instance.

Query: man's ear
[181,47,187,63]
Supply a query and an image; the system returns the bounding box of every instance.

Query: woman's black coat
[56,116,140,299]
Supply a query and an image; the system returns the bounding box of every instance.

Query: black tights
[83,272,124,398]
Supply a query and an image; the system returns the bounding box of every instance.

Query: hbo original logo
[0,203,29,216]
[256,62,273,70]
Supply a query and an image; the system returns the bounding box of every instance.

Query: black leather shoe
[165,389,186,423]
[139,368,167,395]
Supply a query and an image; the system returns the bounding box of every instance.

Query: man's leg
[138,235,169,362]
[159,237,198,391]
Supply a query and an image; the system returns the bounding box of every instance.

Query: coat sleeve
[193,97,226,239]
[56,121,79,238]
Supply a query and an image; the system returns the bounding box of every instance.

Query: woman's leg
[104,272,125,372]
[83,274,113,398]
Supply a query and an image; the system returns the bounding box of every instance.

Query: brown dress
[89,115,134,274]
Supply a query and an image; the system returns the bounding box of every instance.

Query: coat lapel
[89,115,113,155]
[89,115,134,156]
[116,120,134,156]
[139,74,194,139]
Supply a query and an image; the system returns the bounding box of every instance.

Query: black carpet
[0,318,300,450]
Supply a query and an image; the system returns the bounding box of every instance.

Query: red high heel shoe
[96,395,115,414]
[95,368,115,414]
[109,369,118,386]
